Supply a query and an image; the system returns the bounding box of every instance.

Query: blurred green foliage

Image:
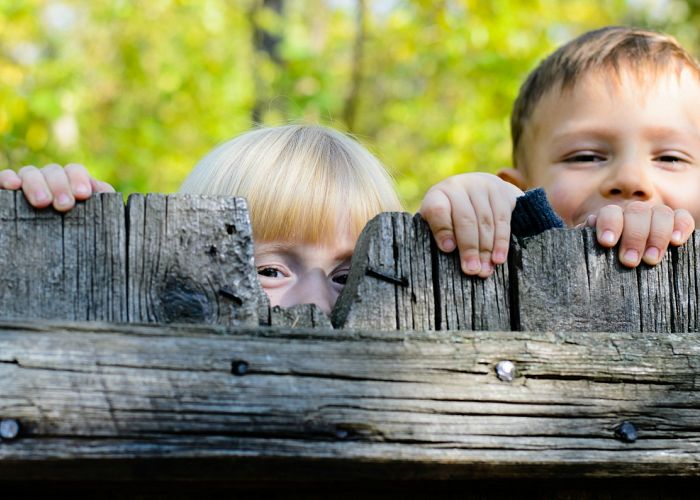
[1,0,697,209]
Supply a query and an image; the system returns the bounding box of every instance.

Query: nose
[599,161,653,201]
[284,271,335,314]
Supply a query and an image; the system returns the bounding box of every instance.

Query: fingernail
[442,238,455,252]
[644,246,660,262]
[57,194,71,207]
[75,184,90,196]
[480,260,492,274]
[492,250,506,263]
[672,231,682,243]
[601,230,615,245]
[464,258,480,274]
[34,190,48,202]
[623,249,639,264]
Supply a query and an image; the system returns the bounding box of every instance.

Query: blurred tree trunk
[251,0,284,124]
[343,0,366,132]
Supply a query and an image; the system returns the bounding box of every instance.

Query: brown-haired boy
[421,26,700,277]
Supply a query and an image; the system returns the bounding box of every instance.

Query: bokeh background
[2,0,699,209]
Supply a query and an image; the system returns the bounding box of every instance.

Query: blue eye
[331,273,348,285]
[258,267,281,278]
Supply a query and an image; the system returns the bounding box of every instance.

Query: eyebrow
[550,125,700,144]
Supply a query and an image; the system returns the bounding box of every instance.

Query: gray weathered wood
[0,320,699,480]
[269,303,332,328]
[514,228,700,332]
[435,245,511,331]
[334,212,510,331]
[0,192,272,326]
[332,213,435,330]
[0,191,127,321]
[126,194,265,325]
[335,212,700,333]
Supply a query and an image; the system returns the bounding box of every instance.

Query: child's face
[254,220,356,314]
[510,67,700,226]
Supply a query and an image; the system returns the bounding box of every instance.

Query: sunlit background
[1,0,698,209]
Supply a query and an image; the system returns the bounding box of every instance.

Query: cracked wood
[0,320,699,480]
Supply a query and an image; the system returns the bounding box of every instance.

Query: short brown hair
[511,26,700,167]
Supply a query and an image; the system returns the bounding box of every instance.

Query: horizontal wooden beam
[1,320,698,481]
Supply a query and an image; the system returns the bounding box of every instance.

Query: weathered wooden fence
[0,191,698,494]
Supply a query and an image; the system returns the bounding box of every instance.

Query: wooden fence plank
[126,194,265,325]
[332,213,435,330]
[333,212,510,331]
[0,191,127,321]
[0,320,699,480]
[513,228,700,332]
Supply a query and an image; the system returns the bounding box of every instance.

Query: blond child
[1,125,402,313]
[420,26,700,277]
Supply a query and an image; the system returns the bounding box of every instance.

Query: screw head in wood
[614,421,638,443]
[231,360,249,376]
[0,419,20,440]
[495,360,516,381]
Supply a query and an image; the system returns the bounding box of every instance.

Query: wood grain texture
[332,213,435,330]
[334,212,510,331]
[0,320,698,481]
[0,191,127,322]
[125,194,265,326]
[513,228,700,332]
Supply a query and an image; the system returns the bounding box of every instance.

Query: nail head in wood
[495,360,516,382]
[614,421,638,443]
[0,419,20,440]
[231,360,249,376]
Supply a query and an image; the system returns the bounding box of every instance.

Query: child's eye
[656,154,684,163]
[563,153,606,163]
[258,267,282,278]
[331,272,349,285]
[654,152,691,170]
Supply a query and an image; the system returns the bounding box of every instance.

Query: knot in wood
[495,360,516,382]
[0,419,20,440]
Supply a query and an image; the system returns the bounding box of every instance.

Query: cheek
[259,282,289,308]
[542,175,594,226]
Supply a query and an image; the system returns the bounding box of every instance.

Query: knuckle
[18,165,38,175]
[652,204,674,217]
[41,163,63,173]
[625,201,651,215]
[420,202,451,224]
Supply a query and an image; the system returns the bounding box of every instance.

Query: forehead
[525,66,700,136]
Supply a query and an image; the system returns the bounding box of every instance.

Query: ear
[497,167,529,191]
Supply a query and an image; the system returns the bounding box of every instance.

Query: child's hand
[419,173,524,278]
[585,202,695,267]
[0,163,115,212]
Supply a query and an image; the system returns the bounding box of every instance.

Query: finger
[64,163,93,200]
[466,188,494,277]
[41,163,75,211]
[91,179,116,193]
[18,165,52,208]
[618,202,652,268]
[448,192,485,276]
[0,169,22,190]
[595,205,623,247]
[419,189,457,253]
[466,188,495,256]
[642,205,673,265]
[670,208,695,246]
[489,188,514,265]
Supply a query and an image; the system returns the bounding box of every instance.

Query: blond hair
[179,124,402,243]
[512,26,700,167]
